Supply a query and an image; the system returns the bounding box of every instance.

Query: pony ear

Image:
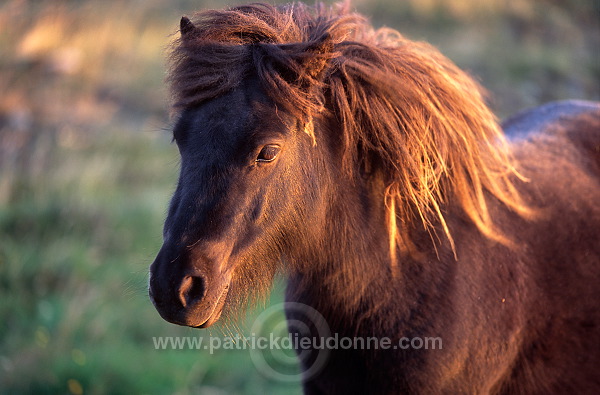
[302,33,334,81]
[270,33,334,84]
[305,33,333,55]
[180,16,197,38]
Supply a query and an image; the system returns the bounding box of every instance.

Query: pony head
[149,2,530,327]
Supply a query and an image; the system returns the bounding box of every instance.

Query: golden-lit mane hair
[168,2,532,258]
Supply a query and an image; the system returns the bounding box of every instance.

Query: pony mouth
[196,285,229,328]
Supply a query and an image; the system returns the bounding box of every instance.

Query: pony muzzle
[149,247,231,328]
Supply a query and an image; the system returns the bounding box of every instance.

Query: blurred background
[0,0,598,393]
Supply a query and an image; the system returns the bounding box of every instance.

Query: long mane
[168,2,532,256]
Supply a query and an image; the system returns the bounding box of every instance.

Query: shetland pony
[149,3,600,393]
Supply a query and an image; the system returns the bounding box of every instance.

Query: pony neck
[286,169,449,334]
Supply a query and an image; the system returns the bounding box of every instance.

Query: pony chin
[194,284,229,328]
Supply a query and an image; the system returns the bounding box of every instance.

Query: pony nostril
[178,275,206,308]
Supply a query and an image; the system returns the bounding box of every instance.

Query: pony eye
[256,145,281,162]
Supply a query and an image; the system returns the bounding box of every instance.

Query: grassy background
[0,0,598,394]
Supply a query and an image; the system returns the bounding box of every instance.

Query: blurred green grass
[0,0,598,394]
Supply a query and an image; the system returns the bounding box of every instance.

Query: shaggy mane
[168,2,532,257]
